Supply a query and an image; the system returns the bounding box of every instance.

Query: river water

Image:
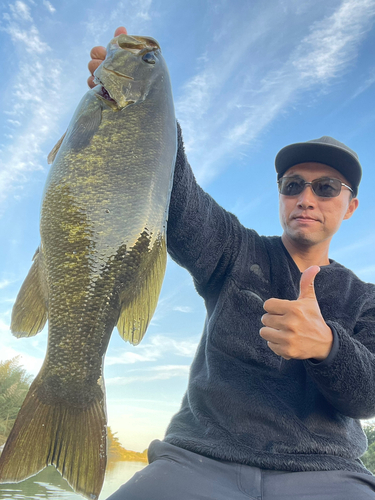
[0,461,145,499]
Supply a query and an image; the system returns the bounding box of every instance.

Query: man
[89,28,375,499]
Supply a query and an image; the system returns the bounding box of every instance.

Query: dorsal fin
[47,132,66,164]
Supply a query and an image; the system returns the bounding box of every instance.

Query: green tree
[361,423,375,473]
[107,427,147,465]
[107,427,124,461]
[0,356,31,446]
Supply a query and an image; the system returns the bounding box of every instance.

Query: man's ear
[343,197,359,220]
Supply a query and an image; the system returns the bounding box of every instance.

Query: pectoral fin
[117,237,167,345]
[11,247,48,337]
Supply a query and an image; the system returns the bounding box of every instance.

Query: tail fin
[0,373,107,500]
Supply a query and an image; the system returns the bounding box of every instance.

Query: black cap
[275,136,362,197]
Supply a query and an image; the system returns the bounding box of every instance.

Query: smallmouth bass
[0,34,176,499]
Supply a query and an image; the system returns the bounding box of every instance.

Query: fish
[0,34,177,499]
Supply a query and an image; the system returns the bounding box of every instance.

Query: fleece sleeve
[304,293,375,419]
[167,123,242,296]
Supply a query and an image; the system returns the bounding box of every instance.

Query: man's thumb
[298,265,320,300]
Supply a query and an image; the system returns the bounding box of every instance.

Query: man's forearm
[304,322,375,419]
[167,123,240,296]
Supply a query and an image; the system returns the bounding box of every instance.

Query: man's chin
[285,230,320,247]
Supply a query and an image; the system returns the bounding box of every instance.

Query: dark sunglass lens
[313,178,341,197]
[279,177,304,196]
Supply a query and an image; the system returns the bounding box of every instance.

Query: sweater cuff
[305,323,339,368]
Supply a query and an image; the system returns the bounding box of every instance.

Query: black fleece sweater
[163,126,375,475]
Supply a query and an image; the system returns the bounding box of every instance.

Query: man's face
[279,162,359,248]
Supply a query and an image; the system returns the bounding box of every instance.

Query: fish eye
[142,52,156,64]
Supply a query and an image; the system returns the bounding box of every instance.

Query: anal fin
[117,236,167,345]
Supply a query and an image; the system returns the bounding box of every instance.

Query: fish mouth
[94,69,134,107]
[98,83,116,102]
[95,81,135,110]
[94,79,117,105]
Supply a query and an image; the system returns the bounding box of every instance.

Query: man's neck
[281,233,331,272]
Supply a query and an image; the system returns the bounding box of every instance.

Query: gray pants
[107,440,375,500]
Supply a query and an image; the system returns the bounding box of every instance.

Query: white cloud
[135,0,152,20]
[176,0,375,184]
[10,1,32,22]
[147,274,200,325]
[106,334,198,366]
[0,7,65,207]
[82,0,153,48]
[43,0,56,13]
[166,338,198,357]
[352,68,375,99]
[0,279,11,289]
[6,24,51,54]
[290,0,375,82]
[7,119,21,126]
[106,364,190,385]
[106,347,160,365]
[173,306,192,313]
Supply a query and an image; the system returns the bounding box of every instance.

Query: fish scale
[0,34,176,500]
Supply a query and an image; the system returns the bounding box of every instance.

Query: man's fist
[260,266,333,361]
[87,26,128,88]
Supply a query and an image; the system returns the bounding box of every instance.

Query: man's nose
[297,184,316,209]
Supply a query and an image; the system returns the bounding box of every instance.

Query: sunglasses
[278,175,353,198]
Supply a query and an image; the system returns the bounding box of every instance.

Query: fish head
[94,35,164,110]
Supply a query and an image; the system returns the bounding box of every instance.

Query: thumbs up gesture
[260,266,333,361]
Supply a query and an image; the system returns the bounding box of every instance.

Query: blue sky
[0,0,375,457]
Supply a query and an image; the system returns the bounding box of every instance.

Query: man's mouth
[292,215,320,223]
